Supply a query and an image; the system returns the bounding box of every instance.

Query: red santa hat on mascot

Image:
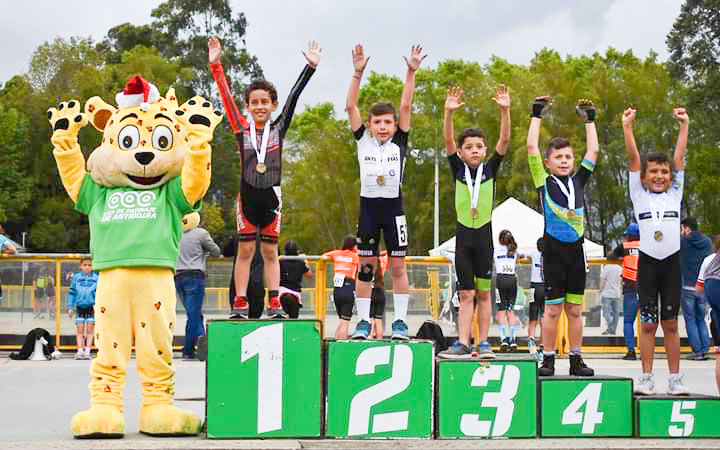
[115,75,161,112]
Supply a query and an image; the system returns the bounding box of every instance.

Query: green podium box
[206,320,323,439]
[540,376,633,437]
[636,395,720,438]
[326,340,434,439]
[437,355,538,438]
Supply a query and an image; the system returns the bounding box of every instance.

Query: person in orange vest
[613,223,640,360]
[323,236,360,339]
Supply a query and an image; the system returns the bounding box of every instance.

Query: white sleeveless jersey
[529,250,543,283]
[494,244,518,275]
[354,125,408,199]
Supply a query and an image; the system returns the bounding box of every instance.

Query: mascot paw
[48,100,88,141]
[174,96,223,144]
[139,404,202,436]
[71,404,125,439]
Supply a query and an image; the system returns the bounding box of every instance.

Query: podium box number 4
[540,376,633,437]
[206,320,323,439]
[325,340,434,439]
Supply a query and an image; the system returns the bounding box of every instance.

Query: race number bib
[333,273,346,288]
[395,215,408,247]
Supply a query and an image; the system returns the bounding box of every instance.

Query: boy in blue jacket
[67,257,99,360]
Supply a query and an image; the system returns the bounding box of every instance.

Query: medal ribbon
[249,120,271,166]
[551,175,575,214]
[375,137,387,182]
[648,192,667,233]
[464,162,483,212]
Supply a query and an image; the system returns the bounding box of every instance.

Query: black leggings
[496,274,517,311]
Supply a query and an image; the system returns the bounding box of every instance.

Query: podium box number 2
[540,376,633,437]
[206,320,322,438]
[437,358,538,438]
[325,340,434,439]
[636,395,720,438]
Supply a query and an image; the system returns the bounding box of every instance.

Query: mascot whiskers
[47,75,222,438]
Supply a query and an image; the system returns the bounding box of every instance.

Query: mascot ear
[165,88,179,110]
[85,97,117,132]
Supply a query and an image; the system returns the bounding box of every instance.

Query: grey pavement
[1,356,719,448]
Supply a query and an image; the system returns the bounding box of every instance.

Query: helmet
[625,223,639,239]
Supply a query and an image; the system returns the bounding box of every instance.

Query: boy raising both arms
[209,37,321,319]
[437,85,511,359]
[623,106,690,395]
[527,97,598,376]
[346,44,425,340]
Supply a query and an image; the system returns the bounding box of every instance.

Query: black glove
[576,99,596,123]
[531,96,551,118]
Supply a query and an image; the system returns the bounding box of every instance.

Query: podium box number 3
[206,320,322,439]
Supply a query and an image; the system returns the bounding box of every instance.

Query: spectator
[600,252,623,335]
[680,217,713,360]
[175,213,221,360]
[0,224,17,302]
[67,257,98,360]
[613,223,640,360]
[33,267,54,319]
[279,240,312,319]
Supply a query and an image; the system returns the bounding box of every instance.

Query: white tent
[429,197,604,259]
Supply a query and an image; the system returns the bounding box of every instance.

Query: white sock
[356,298,371,322]
[393,293,409,322]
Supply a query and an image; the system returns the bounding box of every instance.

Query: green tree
[0,104,34,223]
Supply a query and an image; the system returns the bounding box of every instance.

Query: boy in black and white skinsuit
[622,105,690,395]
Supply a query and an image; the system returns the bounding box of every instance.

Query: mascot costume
[47,75,222,438]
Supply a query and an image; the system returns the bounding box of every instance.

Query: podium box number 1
[206,320,322,439]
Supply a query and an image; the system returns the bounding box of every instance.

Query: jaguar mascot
[48,75,222,438]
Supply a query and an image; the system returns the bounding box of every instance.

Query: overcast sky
[1,0,682,112]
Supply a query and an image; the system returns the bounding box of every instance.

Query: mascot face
[85,89,188,190]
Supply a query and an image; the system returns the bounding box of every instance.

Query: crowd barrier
[206,320,719,439]
[0,253,691,353]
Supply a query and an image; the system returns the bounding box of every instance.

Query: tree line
[0,0,717,255]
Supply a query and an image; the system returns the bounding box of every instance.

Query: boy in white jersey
[346,44,425,339]
[622,106,690,395]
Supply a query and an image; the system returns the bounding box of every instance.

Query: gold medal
[377,175,385,186]
[567,210,576,219]
[654,230,663,241]
[256,163,267,174]
[471,207,478,218]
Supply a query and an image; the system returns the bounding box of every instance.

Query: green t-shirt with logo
[75,175,198,271]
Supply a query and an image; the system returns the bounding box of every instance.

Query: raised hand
[492,84,511,110]
[352,44,369,73]
[531,96,552,118]
[403,44,427,71]
[208,37,222,65]
[444,86,465,112]
[302,40,322,68]
[622,107,637,127]
[576,98,597,123]
[672,106,689,125]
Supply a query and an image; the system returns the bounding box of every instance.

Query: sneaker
[528,337,537,355]
[471,341,496,360]
[539,353,555,376]
[182,353,196,361]
[231,295,249,319]
[601,330,610,335]
[536,345,544,363]
[500,337,510,353]
[668,374,691,395]
[74,350,84,360]
[689,352,709,361]
[438,341,471,359]
[622,350,637,360]
[83,348,92,360]
[569,354,594,376]
[266,296,287,319]
[509,337,518,352]
[391,319,409,340]
[352,320,371,340]
[635,373,656,395]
